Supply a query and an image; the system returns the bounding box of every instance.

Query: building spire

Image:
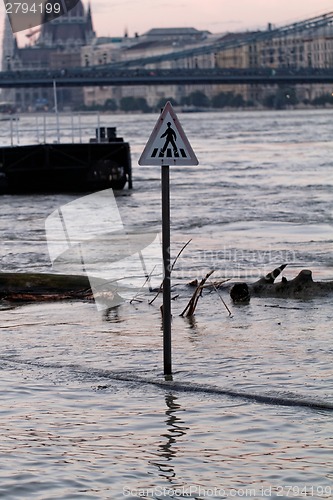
[1,15,17,103]
[1,14,16,70]
[87,2,95,39]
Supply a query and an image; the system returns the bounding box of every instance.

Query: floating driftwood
[230,265,333,302]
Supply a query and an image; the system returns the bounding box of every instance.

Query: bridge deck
[0,68,333,88]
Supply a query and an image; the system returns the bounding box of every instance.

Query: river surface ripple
[0,109,332,499]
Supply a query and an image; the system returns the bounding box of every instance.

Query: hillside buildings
[1,3,333,111]
[81,15,333,109]
[81,27,217,108]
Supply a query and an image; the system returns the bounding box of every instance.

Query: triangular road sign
[138,101,199,166]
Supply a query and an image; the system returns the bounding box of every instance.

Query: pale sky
[90,0,333,37]
[0,0,333,43]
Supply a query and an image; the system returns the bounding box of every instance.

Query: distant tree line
[262,88,333,109]
[75,88,333,112]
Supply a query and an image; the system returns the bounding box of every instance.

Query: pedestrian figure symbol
[160,122,178,157]
[151,120,188,160]
[138,101,199,166]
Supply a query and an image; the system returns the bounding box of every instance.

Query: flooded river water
[0,109,332,499]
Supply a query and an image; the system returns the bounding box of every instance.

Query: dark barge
[0,119,132,193]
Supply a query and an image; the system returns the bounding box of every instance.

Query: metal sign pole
[162,164,172,376]
[138,101,199,377]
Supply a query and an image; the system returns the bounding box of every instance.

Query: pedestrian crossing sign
[138,101,199,166]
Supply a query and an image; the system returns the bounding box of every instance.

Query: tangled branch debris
[209,280,232,317]
[149,239,192,305]
[180,270,215,317]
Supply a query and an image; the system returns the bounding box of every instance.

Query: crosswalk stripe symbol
[138,102,199,166]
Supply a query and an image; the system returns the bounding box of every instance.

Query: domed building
[2,0,95,110]
[38,0,94,49]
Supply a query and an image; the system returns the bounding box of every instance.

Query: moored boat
[0,115,132,193]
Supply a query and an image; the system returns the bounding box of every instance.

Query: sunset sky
[0,0,333,42]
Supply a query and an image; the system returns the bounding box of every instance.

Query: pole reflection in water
[103,305,123,323]
[149,394,189,482]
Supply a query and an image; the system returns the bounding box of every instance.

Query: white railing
[0,112,110,147]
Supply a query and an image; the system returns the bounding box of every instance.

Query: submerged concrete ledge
[0,272,94,302]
